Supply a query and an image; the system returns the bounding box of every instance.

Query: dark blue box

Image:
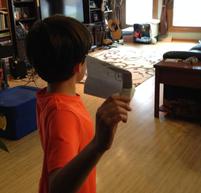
[0,86,38,139]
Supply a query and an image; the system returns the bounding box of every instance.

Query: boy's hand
[93,95,131,153]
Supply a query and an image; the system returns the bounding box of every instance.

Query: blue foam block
[0,86,38,139]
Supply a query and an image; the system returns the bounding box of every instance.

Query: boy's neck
[47,78,77,96]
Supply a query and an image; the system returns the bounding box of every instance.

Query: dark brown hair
[26,15,91,83]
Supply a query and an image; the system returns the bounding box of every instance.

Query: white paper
[84,55,132,98]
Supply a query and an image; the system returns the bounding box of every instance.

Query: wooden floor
[1,42,201,193]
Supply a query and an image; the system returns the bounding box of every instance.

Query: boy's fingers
[97,95,132,127]
[108,113,128,124]
[100,114,122,127]
[115,101,132,111]
[98,105,130,120]
[103,100,132,112]
[102,97,132,111]
[98,106,129,125]
[105,95,131,104]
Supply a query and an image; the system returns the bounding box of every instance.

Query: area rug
[88,44,166,87]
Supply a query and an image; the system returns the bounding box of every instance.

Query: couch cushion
[163,51,201,60]
[190,43,201,51]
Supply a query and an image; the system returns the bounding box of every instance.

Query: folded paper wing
[84,55,134,99]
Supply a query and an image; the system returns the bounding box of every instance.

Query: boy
[26,15,131,193]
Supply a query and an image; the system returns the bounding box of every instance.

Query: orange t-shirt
[36,88,96,193]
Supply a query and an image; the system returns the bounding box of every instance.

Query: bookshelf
[0,0,11,43]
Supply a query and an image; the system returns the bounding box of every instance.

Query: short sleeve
[46,110,81,173]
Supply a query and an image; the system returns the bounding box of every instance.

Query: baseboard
[172,38,198,43]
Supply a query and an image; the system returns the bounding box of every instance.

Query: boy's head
[26,15,91,83]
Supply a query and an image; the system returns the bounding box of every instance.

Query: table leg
[154,69,160,117]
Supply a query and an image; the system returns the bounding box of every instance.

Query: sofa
[163,42,201,61]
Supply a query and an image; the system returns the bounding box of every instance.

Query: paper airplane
[84,55,134,99]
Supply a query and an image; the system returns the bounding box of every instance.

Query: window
[126,0,153,25]
[173,0,201,27]
[169,0,201,32]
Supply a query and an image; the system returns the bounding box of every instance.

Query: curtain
[115,0,122,21]
[111,0,125,27]
[159,0,173,35]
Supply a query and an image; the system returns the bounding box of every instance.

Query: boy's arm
[49,139,103,193]
[49,95,131,193]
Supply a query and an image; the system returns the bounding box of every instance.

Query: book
[84,55,135,99]
[0,31,10,38]
[0,0,7,8]
[0,10,8,30]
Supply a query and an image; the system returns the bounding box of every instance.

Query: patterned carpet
[89,44,164,87]
[88,42,196,87]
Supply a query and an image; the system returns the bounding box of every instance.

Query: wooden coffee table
[154,60,201,117]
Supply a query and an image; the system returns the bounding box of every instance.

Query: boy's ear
[73,64,81,73]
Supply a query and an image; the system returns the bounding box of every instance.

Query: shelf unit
[83,0,104,24]
[7,0,40,59]
[0,0,40,85]
[83,0,107,47]
[13,0,39,29]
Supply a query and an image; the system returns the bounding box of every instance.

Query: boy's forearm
[49,139,104,193]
